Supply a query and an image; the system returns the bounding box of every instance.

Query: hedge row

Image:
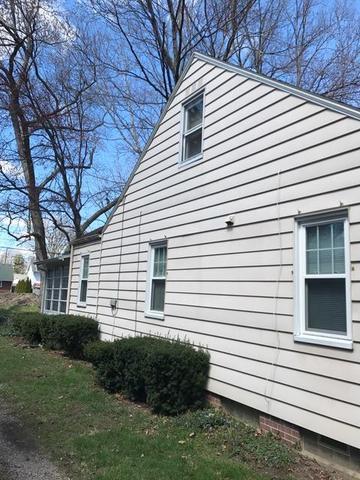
[84,337,210,415]
[13,312,99,358]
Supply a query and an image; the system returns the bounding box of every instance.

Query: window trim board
[179,90,205,166]
[145,241,167,320]
[294,213,353,350]
[77,253,90,307]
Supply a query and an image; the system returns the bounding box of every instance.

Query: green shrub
[88,336,209,415]
[13,312,49,344]
[84,340,115,367]
[145,339,209,415]
[15,278,32,293]
[40,315,99,358]
[86,338,149,395]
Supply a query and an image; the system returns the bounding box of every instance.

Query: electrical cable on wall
[264,169,283,410]
[95,230,104,324]
[134,211,142,336]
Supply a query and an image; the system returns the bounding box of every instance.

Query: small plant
[174,408,232,431]
[226,423,295,469]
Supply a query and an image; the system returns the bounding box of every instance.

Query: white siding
[69,57,360,449]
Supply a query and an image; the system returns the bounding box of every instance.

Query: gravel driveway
[0,403,66,480]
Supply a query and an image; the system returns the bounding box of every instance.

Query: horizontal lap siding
[68,58,360,448]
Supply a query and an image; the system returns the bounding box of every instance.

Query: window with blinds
[295,213,352,349]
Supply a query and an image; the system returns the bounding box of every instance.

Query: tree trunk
[8,93,48,262]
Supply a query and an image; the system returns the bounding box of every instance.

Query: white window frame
[179,91,204,166]
[145,241,167,320]
[294,212,352,350]
[44,265,69,314]
[77,254,90,307]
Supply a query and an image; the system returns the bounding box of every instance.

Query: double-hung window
[146,243,167,319]
[181,93,204,164]
[78,254,89,306]
[295,212,352,349]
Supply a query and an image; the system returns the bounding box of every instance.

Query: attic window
[181,93,204,164]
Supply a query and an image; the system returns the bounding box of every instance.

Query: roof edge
[100,52,199,235]
[99,51,360,238]
[70,233,101,246]
[194,52,360,121]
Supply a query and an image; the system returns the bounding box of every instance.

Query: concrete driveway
[0,403,66,480]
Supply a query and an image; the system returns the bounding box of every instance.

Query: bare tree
[0,0,121,260]
[87,0,360,157]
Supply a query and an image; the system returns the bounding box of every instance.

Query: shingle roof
[0,264,14,282]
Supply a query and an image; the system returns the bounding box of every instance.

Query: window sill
[144,311,164,321]
[178,154,203,168]
[294,333,353,350]
[76,303,87,309]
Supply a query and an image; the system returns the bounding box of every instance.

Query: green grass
[0,307,297,480]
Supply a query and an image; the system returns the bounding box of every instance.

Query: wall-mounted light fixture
[225,215,234,227]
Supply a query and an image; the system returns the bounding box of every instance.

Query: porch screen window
[45,265,69,314]
[181,94,204,163]
[148,243,167,316]
[295,214,352,349]
[78,255,89,305]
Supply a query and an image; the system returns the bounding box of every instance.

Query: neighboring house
[0,264,14,292]
[12,273,27,291]
[26,259,41,294]
[41,53,360,471]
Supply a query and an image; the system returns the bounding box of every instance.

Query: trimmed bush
[13,312,49,345]
[40,315,99,358]
[145,339,210,415]
[88,336,210,415]
[84,340,115,367]
[15,278,32,293]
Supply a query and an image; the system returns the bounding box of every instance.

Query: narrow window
[295,213,352,349]
[181,93,204,163]
[147,243,167,318]
[78,255,89,305]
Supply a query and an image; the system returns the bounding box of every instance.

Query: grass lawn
[0,303,309,480]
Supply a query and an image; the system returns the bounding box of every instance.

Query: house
[26,259,41,294]
[12,273,27,291]
[41,53,360,473]
[0,264,14,292]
